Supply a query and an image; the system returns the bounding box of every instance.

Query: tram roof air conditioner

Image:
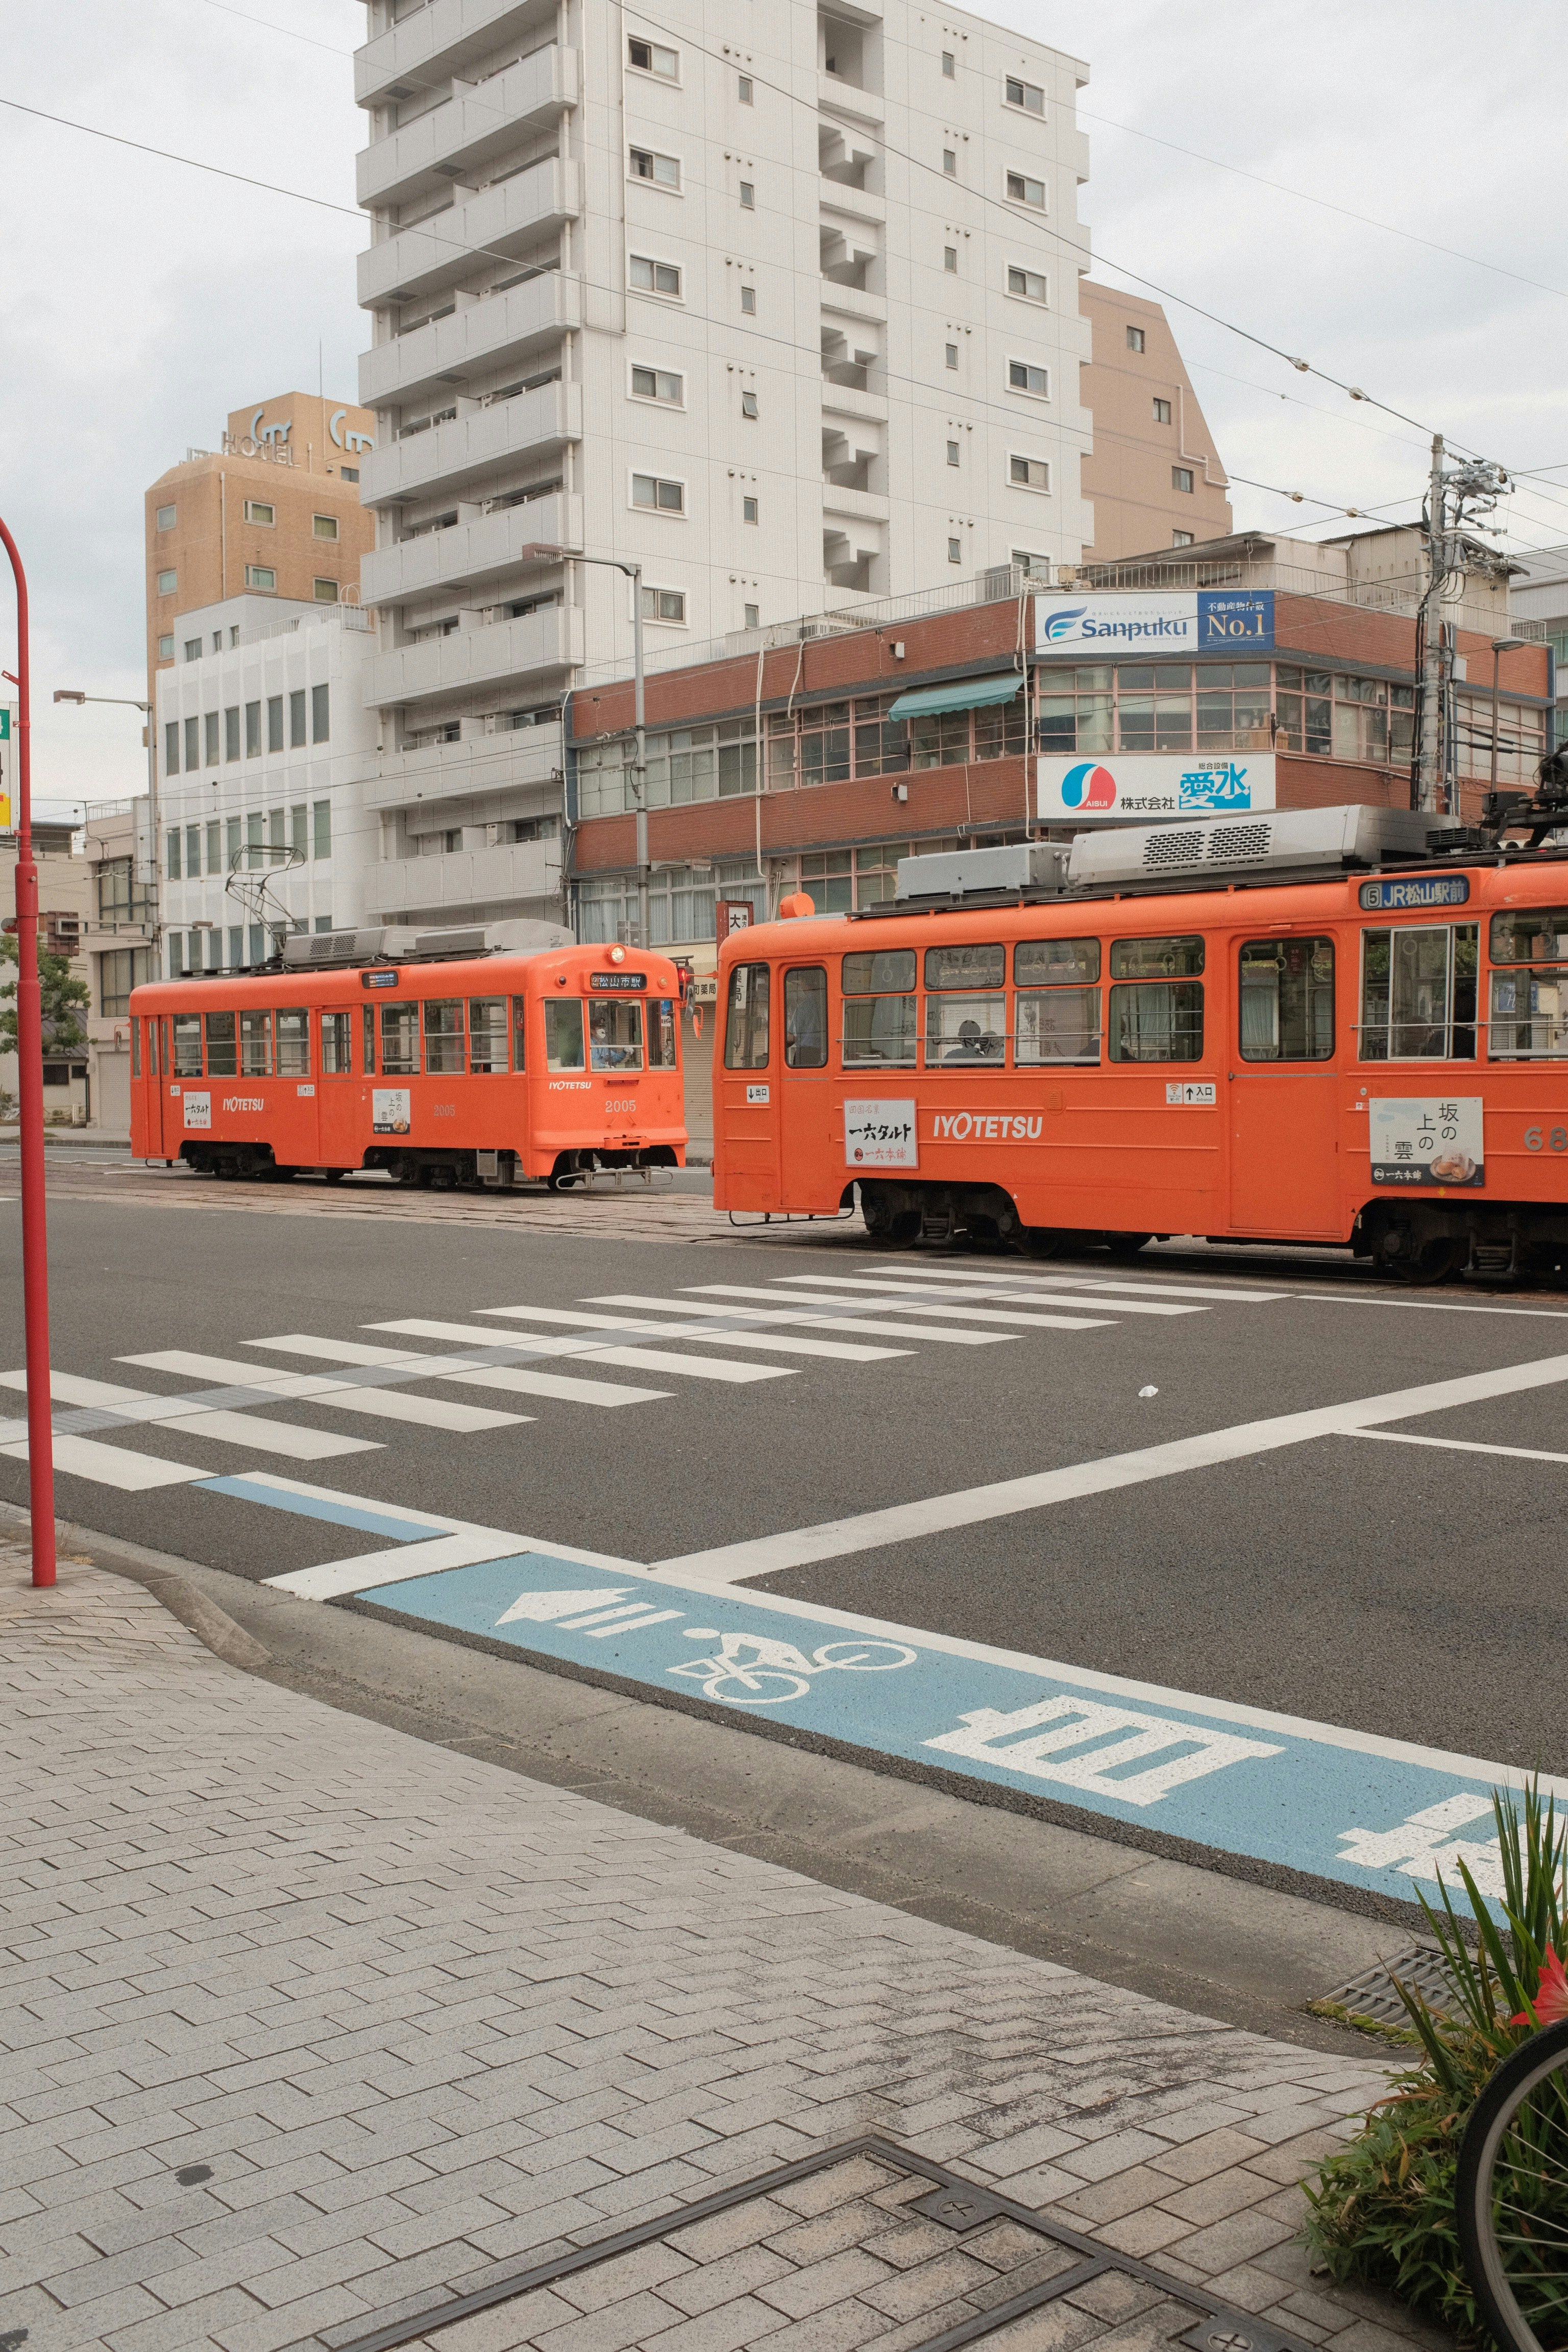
[895,843,1072,902]
[280,923,493,969]
[1065,804,1464,890]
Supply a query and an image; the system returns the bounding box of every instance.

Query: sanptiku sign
[1035,589,1273,654]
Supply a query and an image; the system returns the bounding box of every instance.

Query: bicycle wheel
[813,1640,918,1673]
[1458,2018,1568,2352]
[702,1671,811,1707]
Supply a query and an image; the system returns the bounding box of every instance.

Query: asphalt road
[4,1155,1567,1790]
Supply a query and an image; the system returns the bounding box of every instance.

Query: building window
[630,253,681,297]
[944,246,958,273]
[947,537,963,564]
[629,145,681,190]
[200,711,216,765]
[225,705,240,761]
[1006,171,1045,208]
[185,822,202,877]
[157,634,174,659]
[207,818,222,873]
[945,342,959,370]
[267,694,283,752]
[313,578,340,603]
[312,683,330,743]
[1126,325,1146,352]
[632,472,685,512]
[184,638,201,661]
[1008,360,1048,398]
[1153,396,1172,424]
[289,689,306,747]
[1006,269,1048,311]
[741,282,756,314]
[738,73,752,101]
[183,714,199,769]
[741,389,759,419]
[630,364,683,404]
[1172,466,1194,494]
[1172,529,1194,548]
[942,48,955,75]
[313,799,332,859]
[1010,454,1050,492]
[628,33,678,77]
[744,602,760,628]
[1005,75,1044,113]
[212,631,223,652]
[156,503,176,531]
[946,440,960,467]
[943,149,957,176]
[156,568,177,596]
[166,828,181,880]
[243,500,275,526]
[739,180,755,209]
[1012,549,1051,577]
[639,585,688,623]
[743,495,758,523]
[162,720,180,775]
[310,513,339,542]
[99,947,152,1018]
[340,465,359,483]
[245,701,261,756]
[244,564,276,591]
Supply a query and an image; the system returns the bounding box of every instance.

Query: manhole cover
[1311,1944,1455,2030]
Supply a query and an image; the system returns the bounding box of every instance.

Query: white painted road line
[0,1364,380,1461]
[247,1332,668,1408]
[676,1287,1031,1343]
[0,1368,178,1412]
[271,1528,532,1600]
[655,1349,1568,1584]
[480,1302,910,1364]
[366,1315,792,1383]
[893,1268,1289,1305]
[1348,1429,1568,1467]
[770,1276,1204,1320]
[117,1350,527,1434]
[0,1432,212,1490]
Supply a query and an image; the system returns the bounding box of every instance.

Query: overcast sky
[3,0,1565,815]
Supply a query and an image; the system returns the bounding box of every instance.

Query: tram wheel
[1024,1228,1061,1259]
[323,1169,346,1185]
[1105,1232,1152,1261]
[388,1158,421,1186]
[1392,1236,1461,1285]
[889,1209,922,1246]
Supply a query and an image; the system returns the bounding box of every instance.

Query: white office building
[352,0,1094,923]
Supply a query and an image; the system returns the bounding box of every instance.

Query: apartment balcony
[357,44,578,211]
[820,282,887,328]
[364,837,564,921]
[362,493,582,608]
[363,603,584,711]
[819,180,886,229]
[364,723,563,813]
[359,267,581,411]
[358,379,582,508]
[356,0,544,107]
[821,482,890,525]
[818,71,884,127]
[821,379,888,426]
[358,159,581,310]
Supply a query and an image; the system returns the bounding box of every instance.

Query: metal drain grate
[1313,1944,1456,2029]
[322,2135,1317,2352]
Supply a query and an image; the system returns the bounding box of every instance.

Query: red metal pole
[1,516,57,1587]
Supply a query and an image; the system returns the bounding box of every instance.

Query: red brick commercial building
[566,535,1552,967]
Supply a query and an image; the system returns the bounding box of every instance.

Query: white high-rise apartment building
[353,0,1092,926]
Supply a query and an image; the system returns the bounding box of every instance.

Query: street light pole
[54,691,159,965]
[519,542,650,949]
[0,514,57,1589]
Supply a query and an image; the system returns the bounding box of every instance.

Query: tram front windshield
[590,1000,644,1069]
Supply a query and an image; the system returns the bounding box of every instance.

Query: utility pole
[1417,436,1447,814]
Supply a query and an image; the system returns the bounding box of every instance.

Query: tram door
[317,1005,362,1169]
[780,963,830,1202]
[1227,933,1344,1238]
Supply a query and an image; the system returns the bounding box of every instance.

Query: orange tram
[130,939,688,1190]
[712,805,1568,1281]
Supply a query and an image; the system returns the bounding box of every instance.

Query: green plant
[0,930,90,1058]
[1302,1783,1568,2340]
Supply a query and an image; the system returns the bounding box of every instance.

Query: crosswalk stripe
[0,1368,174,1412]
[0,1363,379,1460]
[888,1267,1288,1305]
[768,1276,1204,1320]
[0,1432,212,1490]
[246,1332,667,1407]
[366,1317,793,1386]
[678,1285,1044,1343]
[120,1349,526,1433]
[501,1300,909,1364]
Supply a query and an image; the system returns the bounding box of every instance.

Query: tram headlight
[608,945,627,965]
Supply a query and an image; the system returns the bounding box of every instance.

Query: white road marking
[117,1349,526,1434]
[558,1346,791,1384]
[481,1302,910,1364]
[581,1609,682,1637]
[1299,1292,1568,1321]
[655,1348,1568,1584]
[675,1287,1024,1344]
[770,1276,1202,1320]
[264,1488,640,1601]
[246,1332,667,1408]
[0,1363,378,1460]
[1348,1429,1568,1467]
[0,1368,176,1412]
[0,1432,212,1490]
[366,1317,793,1386]
[891,1268,1289,1305]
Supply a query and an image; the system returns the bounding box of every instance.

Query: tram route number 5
[844,1097,918,1169]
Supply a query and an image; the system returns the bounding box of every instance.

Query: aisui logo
[1060,762,1118,809]
[1041,605,1087,643]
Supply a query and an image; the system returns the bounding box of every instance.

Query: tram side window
[785,968,827,1068]
[1487,906,1568,1058]
[649,997,677,1067]
[322,1012,353,1074]
[1108,935,1204,1063]
[841,948,914,1068]
[469,998,508,1073]
[424,999,464,1075]
[724,962,771,1069]
[362,1006,376,1074]
[510,996,528,1072]
[131,1018,140,1077]
[923,944,1004,1066]
[545,998,585,1070]
[276,1008,310,1077]
[204,1010,237,1076]
[381,1002,420,1073]
[1015,938,1100,1064]
[240,1011,272,1077]
[174,1015,204,1076]
[1359,926,1478,1060]
[1239,938,1334,1061]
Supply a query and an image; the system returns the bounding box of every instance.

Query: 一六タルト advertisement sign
[1034,590,1274,655]
[1038,753,1276,823]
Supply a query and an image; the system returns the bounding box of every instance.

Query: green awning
[887,673,1022,721]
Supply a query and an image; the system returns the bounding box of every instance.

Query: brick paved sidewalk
[0,1552,1440,2352]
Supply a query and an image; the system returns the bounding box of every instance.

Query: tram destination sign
[589,971,647,990]
[1034,589,1273,654]
[1359,875,1470,910]
[1370,1096,1484,1188]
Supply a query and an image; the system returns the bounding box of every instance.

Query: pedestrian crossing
[0,1261,1291,1493]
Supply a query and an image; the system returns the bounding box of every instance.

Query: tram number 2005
[1524,1127,1568,1153]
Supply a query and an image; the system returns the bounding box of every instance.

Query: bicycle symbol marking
[669,1630,918,1706]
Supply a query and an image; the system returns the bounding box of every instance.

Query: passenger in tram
[945,1019,1002,1063]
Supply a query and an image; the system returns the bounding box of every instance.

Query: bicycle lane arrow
[353,1549,1560,1923]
